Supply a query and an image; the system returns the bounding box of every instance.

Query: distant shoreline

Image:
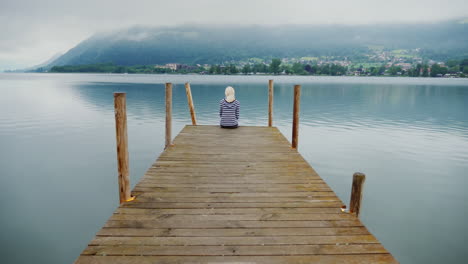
[2,72,467,79]
[33,72,468,78]
[39,60,468,78]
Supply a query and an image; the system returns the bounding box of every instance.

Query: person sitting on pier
[219,86,240,128]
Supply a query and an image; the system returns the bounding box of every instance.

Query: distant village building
[154,63,179,70]
[395,63,412,71]
[166,63,180,70]
[154,63,196,71]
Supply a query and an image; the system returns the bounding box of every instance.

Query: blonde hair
[225,86,235,102]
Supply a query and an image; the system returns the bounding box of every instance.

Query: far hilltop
[8,19,468,76]
[47,19,468,67]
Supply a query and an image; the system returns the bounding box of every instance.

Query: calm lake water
[0,73,467,263]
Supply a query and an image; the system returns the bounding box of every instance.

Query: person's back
[220,86,240,128]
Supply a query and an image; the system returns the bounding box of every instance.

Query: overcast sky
[1,0,467,70]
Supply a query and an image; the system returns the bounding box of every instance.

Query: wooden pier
[75,82,397,263]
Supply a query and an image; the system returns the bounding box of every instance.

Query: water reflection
[73,81,468,136]
[0,74,467,264]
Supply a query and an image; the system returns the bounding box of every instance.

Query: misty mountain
[49,20,468,67]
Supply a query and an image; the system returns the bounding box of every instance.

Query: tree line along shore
[47,58,468,78]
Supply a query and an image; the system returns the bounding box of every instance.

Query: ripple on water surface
[0,73,467,264]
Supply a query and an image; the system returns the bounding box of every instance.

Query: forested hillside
[48,20,468,67]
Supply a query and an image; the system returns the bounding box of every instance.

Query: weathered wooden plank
[150,163,316,168]
[151,169,312,172]
[145,170,318,176]
[174,130,284,135]
[109,213,356,221]
[156,157,307,162]
[89,235,379,246]
[96,227,371,237]
[131,196,339,203]
[129,192,336,198]
[160,150,302,155]
[104,219,363,228]
[172,137,288,142]
[120,201,344,209]
[139,178,325,184]
[147,168,315,174]
[114,207,343,215]
[132,187,334,193]
[149,170,313,176]
[149,166,317,172]
[178,126,279,132]
[170,136,285,140]
[171,130,283,135]
[148,167,316,172]
[163,147,296,153]
[134,183,330,188]
[150,161,315,167]
[82,244,388,256]
[158,152,304,157]
[149,166,316,171]
[76,255,398,264]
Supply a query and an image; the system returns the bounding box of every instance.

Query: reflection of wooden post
[268,80,274,127]
[165,83,172,149]
[291,85,301,149]
[185,82,197,125]
[350,172,366,217]
[114,92,132,204]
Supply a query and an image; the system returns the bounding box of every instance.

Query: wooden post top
[350,172,366,217]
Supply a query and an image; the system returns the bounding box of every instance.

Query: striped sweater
[219,99,240,127]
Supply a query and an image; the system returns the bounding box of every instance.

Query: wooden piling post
[114,92,132,204]
[350,172,366,217]
[185,82,197,125]
[268,80,274,127]
[291,85,301,149]
[165,83,172,149]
